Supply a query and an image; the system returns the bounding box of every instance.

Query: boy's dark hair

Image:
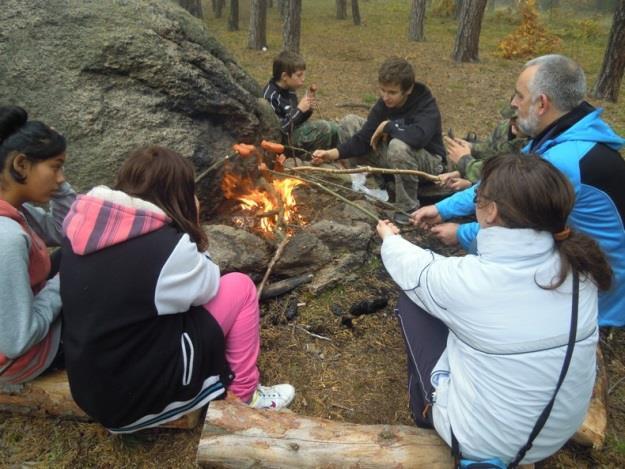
[0,105,66,184]
[272,50,306,81]
[479,152,612,291]
[378,57,415,92]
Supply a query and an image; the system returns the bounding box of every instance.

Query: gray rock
[274,232,332,277]
[0,0,279,211]
[204,224,270,278]
[307,220,372,251]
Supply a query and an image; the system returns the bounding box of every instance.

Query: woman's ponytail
[555,230,612,291]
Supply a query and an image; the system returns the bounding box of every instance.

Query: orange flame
[221,172,304,234]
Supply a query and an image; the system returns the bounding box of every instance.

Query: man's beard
[517,104,541,137]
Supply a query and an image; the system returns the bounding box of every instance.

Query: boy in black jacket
[262,50,338,152]
[312,57,446,222]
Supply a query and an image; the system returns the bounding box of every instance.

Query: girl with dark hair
[0,105,75,384]
[60,145,294,433]
[377,152,611,465]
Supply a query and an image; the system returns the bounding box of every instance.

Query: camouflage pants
[339,114,444,211]
[291,119,339,152]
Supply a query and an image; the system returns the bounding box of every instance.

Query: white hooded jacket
[381,226,598,464]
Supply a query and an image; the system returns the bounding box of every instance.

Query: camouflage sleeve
[457,155,483,183]
[471,119,511,159]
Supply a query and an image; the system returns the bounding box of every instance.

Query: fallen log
[259,273,314,301]
[196,399,454,468]
[0,369,201,430]
[572,346,608,449]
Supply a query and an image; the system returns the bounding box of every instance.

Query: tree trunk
[283,0,302,53]
[177,0,203,18]
[351,0,361,25]
[248,0,268,50]
[409,0,427,41]
[336,0,348,19]
[451,0,487,62]
[228,0,239,31]
[197,399,455,468]
[212,0,225,18]
[591,0,625,102]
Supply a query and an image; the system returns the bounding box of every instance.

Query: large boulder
[0,0,279,206]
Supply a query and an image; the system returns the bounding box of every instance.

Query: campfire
[221,170,305,237]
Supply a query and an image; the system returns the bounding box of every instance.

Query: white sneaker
[249,383,295,410]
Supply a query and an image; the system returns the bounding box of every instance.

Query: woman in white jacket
[377,152,611,465]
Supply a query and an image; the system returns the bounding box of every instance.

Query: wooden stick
[290,165,441,183]
[267,169,380,222]
[294,324,332,342]
[195,154,233,183]
[257,235,290,300]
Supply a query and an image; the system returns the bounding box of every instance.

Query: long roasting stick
[289,165,441,183]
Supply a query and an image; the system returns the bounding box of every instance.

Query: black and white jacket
[60,187,231,433]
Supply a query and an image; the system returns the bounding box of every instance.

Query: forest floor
[2,1,625,467]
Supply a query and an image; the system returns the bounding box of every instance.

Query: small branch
[294,324,332,342]
[257,235,291,300]
[330,402,355,412]
[609,375,625,396]
[290,165,441,183]
[336,102,371,110]
[267,169,380,222]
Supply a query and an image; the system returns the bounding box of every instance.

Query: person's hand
[447,178,472,191]
[298,95,315,113]
[370,120,390,150]
[311,148,339,165]
[430,222,460,246]
[437,171,461,186]
[376,219,400,239]
[443,136,472,165]
[410,205,442,227]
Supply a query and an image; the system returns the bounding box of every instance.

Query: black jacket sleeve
[263,81,311,136]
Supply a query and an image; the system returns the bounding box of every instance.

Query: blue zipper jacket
[436,102,625,327]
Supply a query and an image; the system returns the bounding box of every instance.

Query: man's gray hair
[523,54,586,112]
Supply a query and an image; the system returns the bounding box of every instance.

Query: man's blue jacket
[436,102,625,327]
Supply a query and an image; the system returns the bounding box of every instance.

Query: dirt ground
[3,1,625,468]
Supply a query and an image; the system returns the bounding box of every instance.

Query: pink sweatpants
[203,272,260,402]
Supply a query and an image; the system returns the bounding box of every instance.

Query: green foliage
[362,93,377,105]
[570,18,602,40]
